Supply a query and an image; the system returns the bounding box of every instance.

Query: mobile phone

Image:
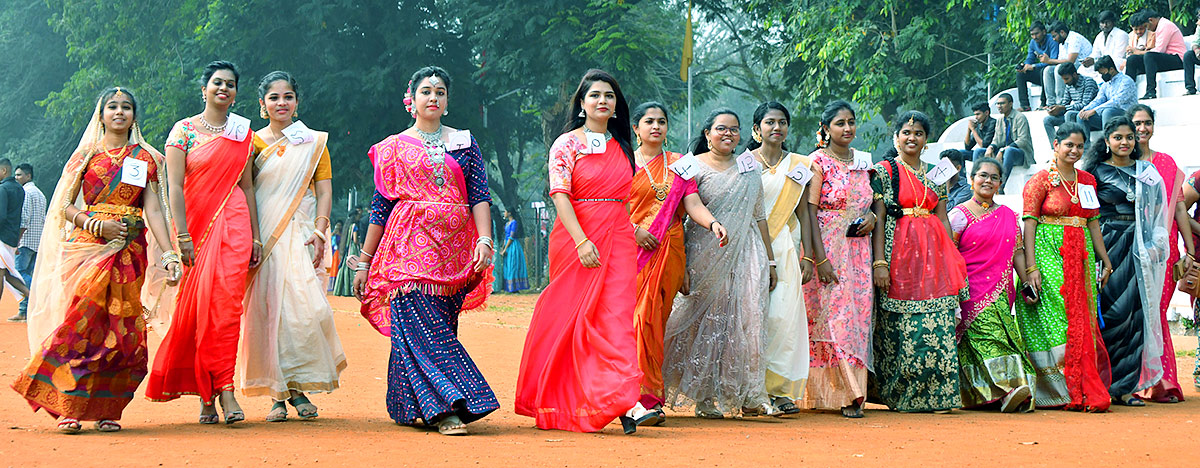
[845,218,866,237]
[1021,284,1039,303]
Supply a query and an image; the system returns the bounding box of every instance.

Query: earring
[609,113,616,119]
[293,106,299,119]
[578,109,586,118]
[259,105,268,119]
[636,135,643,147]
[752,130,762,143]
[443,108,448,116]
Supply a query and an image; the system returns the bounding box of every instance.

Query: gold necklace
[637,149,670,201]
[1052,163,1080,203]
[103,144,130,161]
[898,159,931,208]
[757,150,786,174]
[821,147,854,164]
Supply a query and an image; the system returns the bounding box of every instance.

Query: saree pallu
[503,220,528,292]
[363,134,497,425]
[761,153,809,400]
[951,205,1036,407]
[1143,152,1185,402]
[240,131,346,401]
[11,145,162,420]
[1017,169,1111,411]
[629,151,695,408]
[662,162,770,413]
[869,160,967,412]
[145,131,253,404]
[516,135,639,432]
[1095,161,1168,398]
[801,152,873,410]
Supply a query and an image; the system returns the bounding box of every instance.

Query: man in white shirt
[1082,10,1130,78]
[10,164,45,322]
[1040,21,1092,108]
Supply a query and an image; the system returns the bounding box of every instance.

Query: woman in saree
[10,88,181,433]
[515,69,646,434]
[1018,123,1114,412]
[1129,104,1194,403]
[241,71,346,422]
[747,101,813,415]
[1082,116,1171,407]
[501,210,528,292]
[490,205,505,292]
[1182,171,1200,391]
[949,157,1036,413]
[352,66,498,436]
[627,101,727,425]
[869,111,968,413]
[802,100,876,418]
[662,108,778,419]
[145,60,262,424]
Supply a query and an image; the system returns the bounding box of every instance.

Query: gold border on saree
[1038,215,1086,228]
[87,203,142,217]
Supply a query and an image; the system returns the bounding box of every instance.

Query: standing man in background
[0,158,30,306]
[9,163,45,322]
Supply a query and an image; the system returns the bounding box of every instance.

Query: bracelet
[801,257,814,265]
[355,261,370,271]
[313,229,328,242]
[315,215,330,227]
[575,238,589,249]
[477,236,494,249]
[709,220,722,231]
[71,211,85,227]
[872,260,889,269]
[359,250,375,258]
[253,239,264,248]
[1025,265,1040,275]
[815,258,830,268]
[160,250,182,268]
[768,260,777,267]
[176,232,192,242]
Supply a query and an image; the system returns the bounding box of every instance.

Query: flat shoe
[57,418,82,434]
[1001,385,1032,413]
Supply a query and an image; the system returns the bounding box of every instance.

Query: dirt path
[1,293,1196,467]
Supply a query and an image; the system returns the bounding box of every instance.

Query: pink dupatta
[954,205,1019,339]
[360,134,489,336]
[635,153,693,271]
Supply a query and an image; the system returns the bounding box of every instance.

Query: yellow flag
[680,0,693,81]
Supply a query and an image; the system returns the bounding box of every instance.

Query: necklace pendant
[434,176,445,187]
[1071,196,1079,204]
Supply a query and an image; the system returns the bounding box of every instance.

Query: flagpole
[687,68,692,144]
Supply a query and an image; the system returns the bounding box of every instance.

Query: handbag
[1177,258,1200,296]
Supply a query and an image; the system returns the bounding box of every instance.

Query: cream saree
[761,153,810,400]
[240,122,345,400]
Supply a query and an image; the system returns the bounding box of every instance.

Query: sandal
[437,415,468,436]
[199,400,220,425]
[771,396,801,415]
[841,404,864,419]
[1117,394,1146,407]
[1000,385,1032,413]
[288,394,319,420]
[266,401,288,422]
[218,391,245,424]
[741,403,780,418]
[695,399,723,419]
[57,418,82,434]
[651,408,667,426]
[95,420,121,432]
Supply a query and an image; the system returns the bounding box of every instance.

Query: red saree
[515,134,641,432]
[628,151,695,408]
[145,129,253,405]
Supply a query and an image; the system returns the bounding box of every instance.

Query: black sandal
[288,394,319,419]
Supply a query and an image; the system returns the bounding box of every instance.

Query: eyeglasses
[711,126,740,134]
[973,173,1002,181]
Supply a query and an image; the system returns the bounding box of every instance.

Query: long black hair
[1082,116,1142,172]
[817,100,856,150]
[563,69,634,170]
[689,108,740,154]
[745,101,790,151]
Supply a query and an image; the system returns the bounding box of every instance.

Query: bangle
[313,230,328,242]
[359,250,375,258]
[176,232,192,242]
[815,258,830,268]
[1025,265,1040,275]
[71,211,85,227]
[315,215,330,226]
[872,260,889,269]
[477,236,494,249]
[801,257,814,265]
[160,250,181,268]
[709,220,722,231]
[768,260,777,267]
[575,238,589,249]
[355,261,370,271]
[253,239,264,248]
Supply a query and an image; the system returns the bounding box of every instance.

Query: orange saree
[145,122,253,405]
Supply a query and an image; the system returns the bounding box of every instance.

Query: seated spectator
[1079,55,1137,131]
[1042,63,1098,145]
[1041,21,1093,103]
[960,102,995,162]
[1185,7,1200,95]
[1082,11,1129,76]
[984,94,1033,194]
[942,149,971,208]
[1126,8,1186,99]
[1015,21,1060,111]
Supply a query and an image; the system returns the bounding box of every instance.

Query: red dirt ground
[1,292,1196,467]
